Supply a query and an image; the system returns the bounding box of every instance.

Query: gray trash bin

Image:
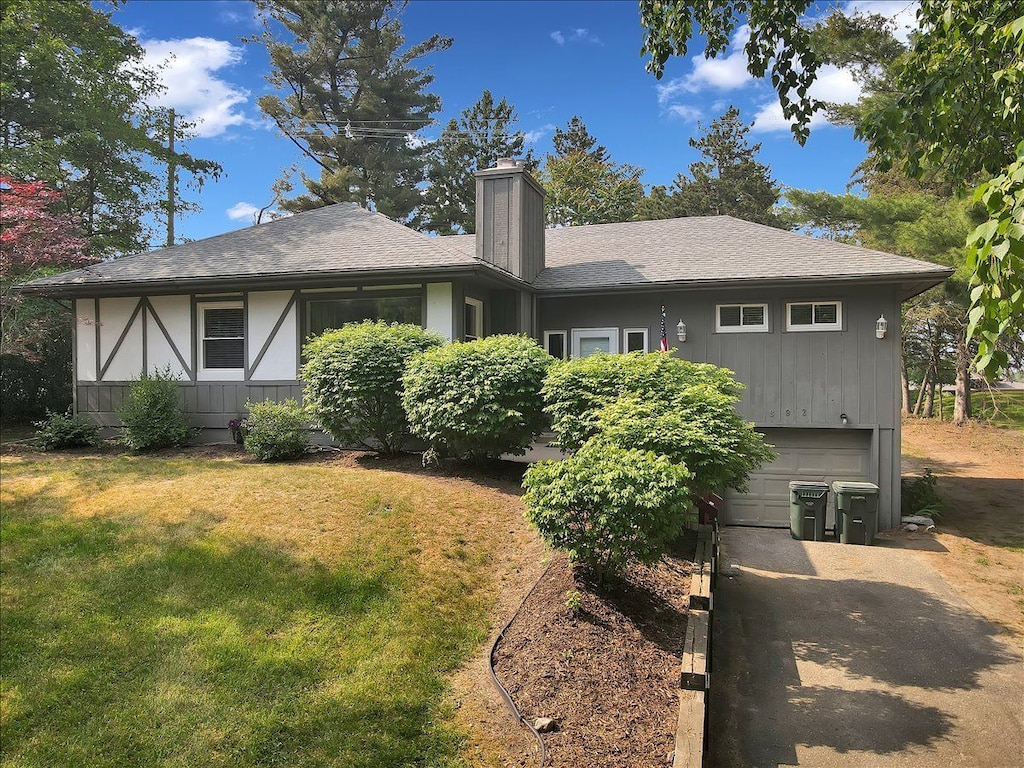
[832,481,880,545]
[789,481,829,541]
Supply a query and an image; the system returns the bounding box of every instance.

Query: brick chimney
[475,158,545,282]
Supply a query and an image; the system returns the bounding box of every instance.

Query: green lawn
[938,388,1024,429]
[0,449,533,767]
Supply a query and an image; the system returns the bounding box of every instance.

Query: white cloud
[523,124,556,145]
[226,202,259,221]
[550,28,601,46]
[550,31,565,45]
[141,37,250,138]
[843,1,920,43]
[656,24,753,105]
[667,104,703,122]
[751,65,862,133]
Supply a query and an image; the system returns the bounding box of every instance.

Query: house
[21,159,952,530]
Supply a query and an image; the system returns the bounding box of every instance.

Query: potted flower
[228,418,245,445]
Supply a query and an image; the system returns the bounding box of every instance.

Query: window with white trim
[544,330,567,359]
[716,303,769,333]
[571,327,619,358]
[199,302,244,378]
[786,301,842,331]
[623,327,649,353]
[464,297,483,341]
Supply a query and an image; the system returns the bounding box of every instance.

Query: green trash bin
[832,481,880,545]
[789,481,829,541]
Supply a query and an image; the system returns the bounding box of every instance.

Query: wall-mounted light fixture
[676,319,687,342]
[876,314,888,339]
[841,413,849,425]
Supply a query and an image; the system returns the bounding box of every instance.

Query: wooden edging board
[674,523,716,768]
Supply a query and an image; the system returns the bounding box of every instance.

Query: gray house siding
[538,282,903,529]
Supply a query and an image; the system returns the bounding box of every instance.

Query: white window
[199,302,244,379]
[787,301,842,331]
[464,297,483,341]
[544,330,567,360]
[716,303,769,333]
[571,327,619,358]
[623,327,649,353]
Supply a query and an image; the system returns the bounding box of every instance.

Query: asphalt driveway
[708,528,1024,767]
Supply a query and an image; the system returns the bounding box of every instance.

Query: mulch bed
[493,535,697,768]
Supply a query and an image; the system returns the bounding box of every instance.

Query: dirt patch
[900,419,1024,641]
[492,538,696,768]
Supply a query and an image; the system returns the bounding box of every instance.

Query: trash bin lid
[831,481,879,494]
[789,481,829,491]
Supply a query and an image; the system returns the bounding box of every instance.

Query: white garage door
[724,428,872,528]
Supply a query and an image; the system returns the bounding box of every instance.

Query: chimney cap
[496,157,522,169]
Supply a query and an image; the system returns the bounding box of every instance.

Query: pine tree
[640,106,784,227]
[551,116,609,163]
[416,91,534,234]
[253,0,451,221]
[542,153,645,227]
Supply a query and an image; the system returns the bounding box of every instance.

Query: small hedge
[242,399,309,461]
[302,321,445,455]
[403,334,551,462]
[117,367,195,451]
[34,409,100,450]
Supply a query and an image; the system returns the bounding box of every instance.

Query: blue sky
[111,0,918,245]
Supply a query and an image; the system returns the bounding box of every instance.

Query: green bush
[541,352,742,452]
[301,321,445,455]
[242,398,309,461]
[901,468,944,519]
[34,409,100,450]
[402,335,552,462]
[591,393,776,496]
[523,442,695,580]
[117,367,195,451]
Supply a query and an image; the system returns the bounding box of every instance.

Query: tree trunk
[953,337,972,426]
[901,355,912,416]
[912,367,930,416]
[923,376,936,418]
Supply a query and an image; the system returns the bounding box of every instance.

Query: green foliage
[416,90,535,234]
[552,115,609,163]
[640,106,785,228]
[402,334,551,462]
[901,469,944,519]
[563,589,582,614]
[252,0,451,220]
[541,151,646,227]
[523,443,695,579]
[301,321,445,455]
[241,398,309,462]
[591,395,776,496]
[33,409,100,450]
[0,324,71,425]
[117,368,195,451]
[541,352,742,452]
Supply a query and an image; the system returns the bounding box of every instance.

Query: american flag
[659,305,669,352]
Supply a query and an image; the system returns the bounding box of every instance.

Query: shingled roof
[21,203,477,294]
[443,215,952,291]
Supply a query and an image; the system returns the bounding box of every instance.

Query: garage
[724,428,873,528]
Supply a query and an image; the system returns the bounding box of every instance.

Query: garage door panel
[724,428,872,527]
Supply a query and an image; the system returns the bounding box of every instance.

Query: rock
[902,515,936,527]
[533,717,557,733]
[904,523,919,532]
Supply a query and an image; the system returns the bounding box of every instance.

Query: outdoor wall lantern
[676,319,687,342]
[841,413,849,425]
[876,314,888,339]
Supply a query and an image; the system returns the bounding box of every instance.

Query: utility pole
[166,108,176,248]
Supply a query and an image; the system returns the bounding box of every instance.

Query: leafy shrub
[34,409,100,450]
[901,468,944,519]
[523,442,695,580]
[242,398,309,461]
[591,393,776,496]
[302,321,446,455]
[117,367,195,451]
[402,334,552,462]
[541,352,742,452]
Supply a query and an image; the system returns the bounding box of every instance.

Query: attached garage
[724,428,873,528]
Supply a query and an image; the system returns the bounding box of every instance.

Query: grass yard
[0,447,543,768]
[937,388,1024,430]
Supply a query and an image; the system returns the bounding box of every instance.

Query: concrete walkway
[708,528,1024,767]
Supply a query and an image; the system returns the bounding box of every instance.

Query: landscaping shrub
[242,398,309,461]
[901,468,944,519]
[402,334,551,462]
[117,367,194,451]
[541,352,742,451]
[523,442,695,580]
[302,321,445,454]
[34,409,100,450]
